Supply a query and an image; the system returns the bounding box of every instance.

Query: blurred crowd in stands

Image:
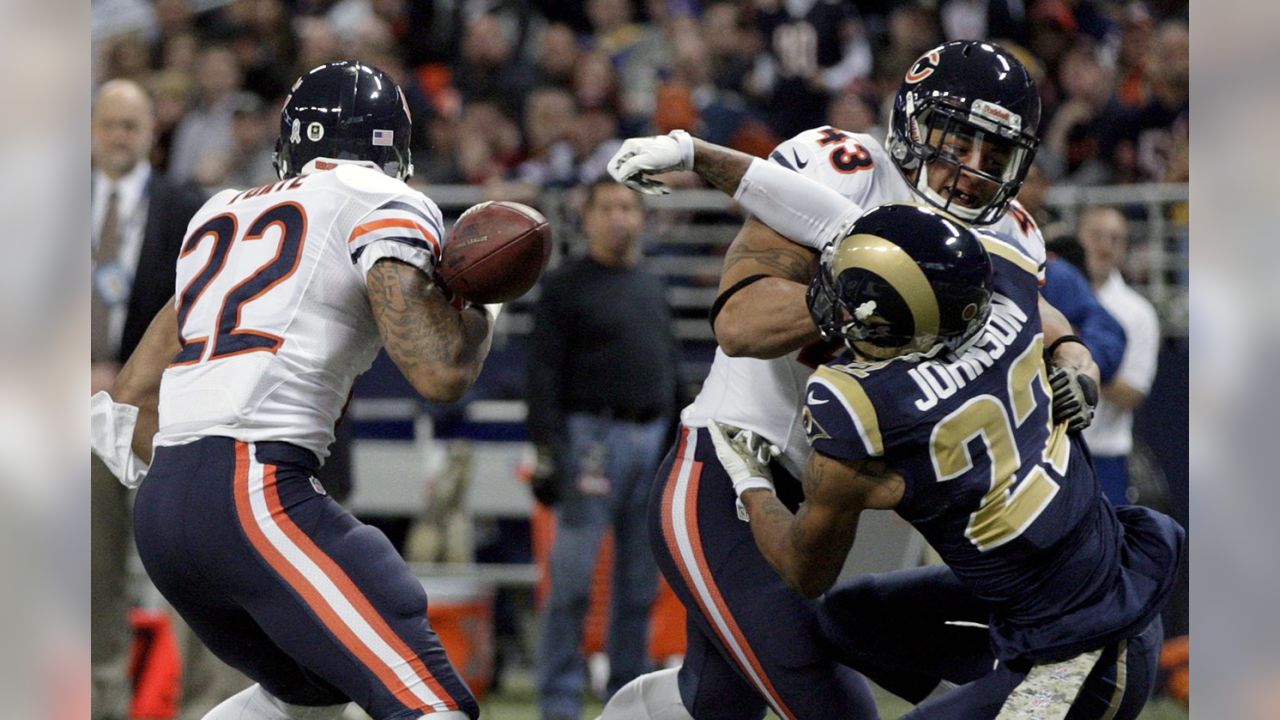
[92,0,1188,196]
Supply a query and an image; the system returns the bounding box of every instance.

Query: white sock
[201,684,347,720]
[596,668,694,720]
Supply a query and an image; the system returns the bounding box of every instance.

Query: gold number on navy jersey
[929,338,1063,552]
[172,202,306,366]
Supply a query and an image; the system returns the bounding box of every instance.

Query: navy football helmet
[807,204,994,361]
[274,61,413,181]
[886,41,1040,225]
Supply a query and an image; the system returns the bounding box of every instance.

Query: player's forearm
[408,301,491,403]
[715,280,821,357]
[1041,296,1101,385]
[369,260,493,403]
[113,301,180,460]
[690,138,756,196]
[741,490,841,598]
[457,302,495,382]
[741,489,810,593]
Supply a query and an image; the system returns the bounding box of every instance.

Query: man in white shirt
[1079,207,1161,504]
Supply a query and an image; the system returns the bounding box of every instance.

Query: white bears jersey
[683,127,1046,476]
[154,165,445,462]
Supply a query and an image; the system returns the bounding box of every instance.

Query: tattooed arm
[741,451,905,598]
[688,138,863,358]
[713,218,821,358]
[367,259,493,403]
[690,138,755,195]
[609,133,866,356]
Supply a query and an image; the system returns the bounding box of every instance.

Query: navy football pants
[133,438,478,719]
[647,426,878,720]
[820,567,1164,719]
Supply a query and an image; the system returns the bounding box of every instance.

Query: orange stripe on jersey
[348,219,440,249]
[230,443,454,713]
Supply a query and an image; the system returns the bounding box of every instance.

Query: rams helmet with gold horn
[807,204,993,361]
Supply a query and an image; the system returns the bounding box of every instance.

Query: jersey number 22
[171,202,306,365]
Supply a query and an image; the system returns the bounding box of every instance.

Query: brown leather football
[439,201,552,304]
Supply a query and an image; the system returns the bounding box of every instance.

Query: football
[438,201,553,304]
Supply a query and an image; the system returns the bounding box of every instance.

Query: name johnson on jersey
[909,293,1028,412]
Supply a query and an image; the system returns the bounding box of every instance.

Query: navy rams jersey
[804,232,1183,662]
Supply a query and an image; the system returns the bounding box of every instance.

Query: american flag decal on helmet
[372,129,394,146]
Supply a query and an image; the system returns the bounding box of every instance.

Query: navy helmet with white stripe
[886,41,1040,225]
[274,61,414,181]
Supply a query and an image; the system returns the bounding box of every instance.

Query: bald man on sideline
[91,78,207,720]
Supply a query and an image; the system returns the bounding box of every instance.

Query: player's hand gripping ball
[439,201,552,304]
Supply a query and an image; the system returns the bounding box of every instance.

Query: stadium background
[90,0,1189,717]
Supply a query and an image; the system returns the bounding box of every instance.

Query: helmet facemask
[894,97,1038,226]
[807,228,994,363]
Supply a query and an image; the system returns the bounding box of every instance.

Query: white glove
[90,390,149,488]
[607,130,696,196]
[706,422,777,521]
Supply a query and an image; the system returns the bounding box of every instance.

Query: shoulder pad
[977,229,1043,279]
[994,201,1046,257]
[207,187,242,207]
[805,365,884,461]
[332,164,412,195]
[768,126,882,200]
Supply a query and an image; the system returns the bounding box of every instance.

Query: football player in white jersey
[91,62,492,720]
[594,42,1097,720]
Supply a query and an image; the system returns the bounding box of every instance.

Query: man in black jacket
[526,179,682,720]
[90,78,207,720]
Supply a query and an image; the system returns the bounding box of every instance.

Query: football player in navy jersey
[715,204,1184,719]
[597,41,1115,720]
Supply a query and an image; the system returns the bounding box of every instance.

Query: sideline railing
[420,182,1190,340]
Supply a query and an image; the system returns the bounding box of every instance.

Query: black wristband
[708,274,770,331]
[1046,334,1088,358]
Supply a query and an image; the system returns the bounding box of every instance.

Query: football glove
[706,422,777,521]
[608,130,695,195]
[1049,365,1099,433]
